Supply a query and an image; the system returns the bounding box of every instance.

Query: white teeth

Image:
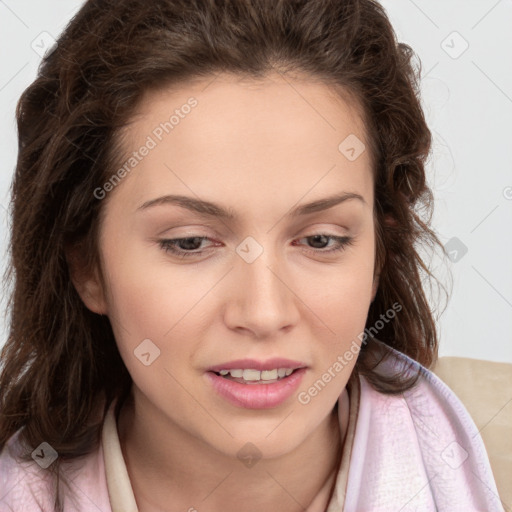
[242,369,261,381]
[261,369,278,381]
[216,368,295,381]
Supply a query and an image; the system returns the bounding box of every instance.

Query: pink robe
[0,344,504,511]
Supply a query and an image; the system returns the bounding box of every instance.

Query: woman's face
[86,73,376,458]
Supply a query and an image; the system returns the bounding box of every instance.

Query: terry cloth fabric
[337,348,504,511]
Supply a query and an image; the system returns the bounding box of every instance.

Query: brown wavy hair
[0,0,443,497]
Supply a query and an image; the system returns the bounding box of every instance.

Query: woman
[0,0,502,510]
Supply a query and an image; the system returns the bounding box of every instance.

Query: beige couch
[433,357,512,512]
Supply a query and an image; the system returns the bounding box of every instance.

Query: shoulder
[368,342,488,440]
[0,429,55,510]
[350,341,503,510]
[360,341,490,464]
[0,427,111,511]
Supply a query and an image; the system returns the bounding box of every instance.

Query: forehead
[127,71,369,152]
[110,72,373,213]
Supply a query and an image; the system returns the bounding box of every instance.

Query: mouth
[205,359,307,409]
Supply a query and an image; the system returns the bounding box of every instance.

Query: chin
[207,421,307,461]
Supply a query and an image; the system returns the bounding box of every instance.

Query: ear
[66,243,108,315]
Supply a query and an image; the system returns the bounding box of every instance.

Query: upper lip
[207,358,307,372]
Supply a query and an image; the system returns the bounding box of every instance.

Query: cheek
[299,235,375,334]
[100,239,217,370]
[102,234,186,324]
[99,241,171,348]
[295,248,375,406]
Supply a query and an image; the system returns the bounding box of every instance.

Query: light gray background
[1,1,511,362]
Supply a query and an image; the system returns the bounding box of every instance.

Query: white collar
[101,381,359,511]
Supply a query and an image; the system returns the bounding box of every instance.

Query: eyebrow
[137,192,365,219]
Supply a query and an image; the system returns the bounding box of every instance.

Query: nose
[223,246,300,339]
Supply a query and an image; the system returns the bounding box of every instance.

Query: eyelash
[158,234,354,259]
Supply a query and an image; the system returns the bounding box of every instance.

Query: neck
[118,389,347,512]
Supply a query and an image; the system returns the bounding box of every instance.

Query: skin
[72,72,377,512]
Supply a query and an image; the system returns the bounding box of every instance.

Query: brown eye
[293,234,354,254]
[159,237,213,258]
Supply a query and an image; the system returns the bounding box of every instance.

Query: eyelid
[155,224,222,238]
[157,221,351,238]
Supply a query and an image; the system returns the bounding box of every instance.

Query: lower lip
[205,368,307,409]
